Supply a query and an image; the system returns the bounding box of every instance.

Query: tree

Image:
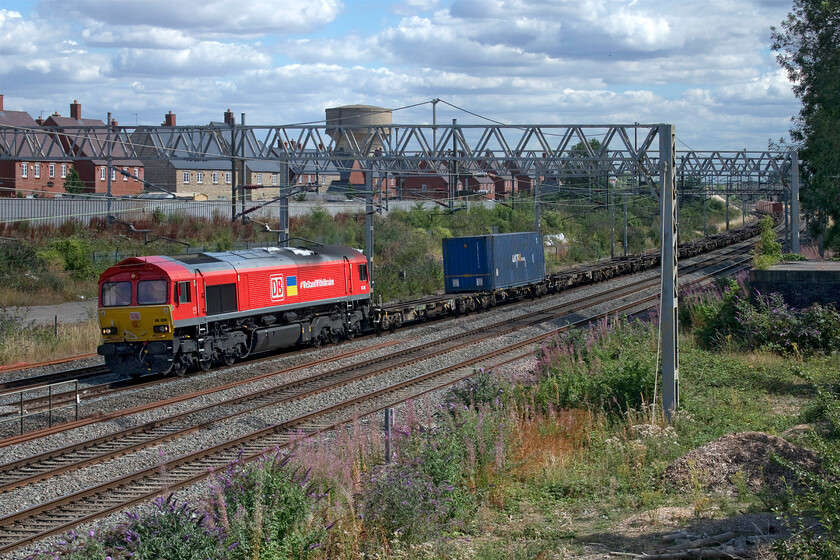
[771,1,840,253]
[63,167,87,195]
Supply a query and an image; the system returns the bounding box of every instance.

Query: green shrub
[532,318,657,414]
[206,453,327,559]
[752,215,782,269]
[360,462,455,542]
[26,495,222,560]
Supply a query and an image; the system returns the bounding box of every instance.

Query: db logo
[270,274,285,301]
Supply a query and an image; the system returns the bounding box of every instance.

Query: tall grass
[0,309,100,366]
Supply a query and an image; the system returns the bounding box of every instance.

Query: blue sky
[0,0,798,150]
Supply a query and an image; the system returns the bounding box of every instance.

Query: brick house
[42,101,143,196]
[0,95,74,197]
[133,111,291,200]
[398,160,496,200]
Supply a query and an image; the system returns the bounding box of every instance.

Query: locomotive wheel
[173,360,187,377]
[198,358,212,372]
[328,329,341,345]
[312,334,323,347]
[345,324,357,340]
[222,351,236,366]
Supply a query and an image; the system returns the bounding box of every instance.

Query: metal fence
[0,197,491,229]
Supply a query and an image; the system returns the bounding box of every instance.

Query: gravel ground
[2,250,735,559]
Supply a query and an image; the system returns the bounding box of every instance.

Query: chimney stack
[163,111,176,126]
[70,100,81,120]
[110,118,118,127]
[36,116,44,125]
[224,109,235,126]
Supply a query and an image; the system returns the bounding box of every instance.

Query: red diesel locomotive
[97,245,370,376]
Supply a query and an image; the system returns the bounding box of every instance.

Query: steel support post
[623,193,628,257]
[230,121,237,221]
[278,194,289,247]
[784,188,790,252]
[659,124,679,419]
[610,175,615,258]
[365,171,374,277]
[384,407,393,463]
[240,113,247,224]
[534,174,541,235]
[106,112,112,217]
[791,152,800,253]
[725,177,730,232]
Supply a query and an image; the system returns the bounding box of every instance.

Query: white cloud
[113,42,271,77]
[40,0,344,37]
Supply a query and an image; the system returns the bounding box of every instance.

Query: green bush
[38,237,94,280]
[26,495,222,560]
[206,453,327,559]
[752,215,782,269]
[532,318,657,414]
[360,462,455,542]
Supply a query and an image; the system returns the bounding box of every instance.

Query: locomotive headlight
[153,324,170,333]
[101,327,117,335]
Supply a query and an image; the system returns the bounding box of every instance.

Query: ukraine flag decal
[286,275,298,296]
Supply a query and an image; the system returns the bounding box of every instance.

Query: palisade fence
[0,197,480,229]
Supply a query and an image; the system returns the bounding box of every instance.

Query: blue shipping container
[443,232,545,293]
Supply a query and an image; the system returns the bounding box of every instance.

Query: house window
[111,168,116,181]
[133,167,139,179]
[34,163,40,178]
[212,172,219,184]
[49,164,55,178]
[225,172,231,184]
[272,174,277,185]
[256,174,262,185]
[21,163,28,178]
[61,164,67,178]
[421,184,426,191]
[123,167,128,181]
[197,171,203,184]
[100,166,106,181]
[183,171,190,184]
[321,177,325,184]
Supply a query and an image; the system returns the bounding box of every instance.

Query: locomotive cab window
[176,281,192,304]
[101,281,132,307]
[358,263,368,282]
[137,279,168,305]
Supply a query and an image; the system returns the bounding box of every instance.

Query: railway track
[0,244,754,555]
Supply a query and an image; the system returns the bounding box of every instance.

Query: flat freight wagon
[443,232,545,294]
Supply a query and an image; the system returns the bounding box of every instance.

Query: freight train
[755,199,784,216]
[97,219,768,376]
